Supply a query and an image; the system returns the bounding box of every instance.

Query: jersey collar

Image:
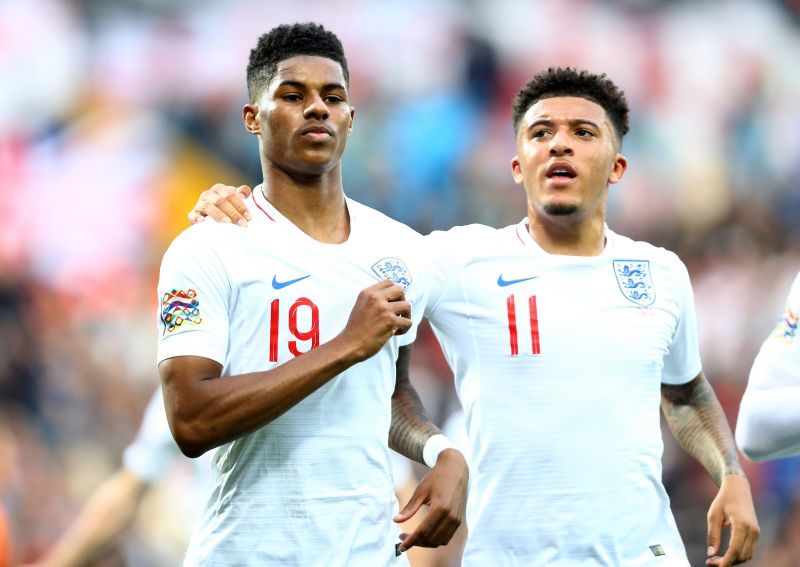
[514,218,615,257]
[251,184,357,246]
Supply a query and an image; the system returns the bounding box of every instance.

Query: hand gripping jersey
[157,187,427,566]
[736,270,800,460]
[423,220,701,567]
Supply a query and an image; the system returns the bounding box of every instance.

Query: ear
[348,106,355,136]
[608,153,628,185]
[243,103,260,135]
[510,155,524,185]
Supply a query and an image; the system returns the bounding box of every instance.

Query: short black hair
[246,22,350,102]
[512,67,629,143]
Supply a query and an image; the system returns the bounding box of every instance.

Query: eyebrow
[527,118,601,132]
[276,80,347,92]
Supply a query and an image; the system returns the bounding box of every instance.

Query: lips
[299,124,334,138]
[546,161,577,178]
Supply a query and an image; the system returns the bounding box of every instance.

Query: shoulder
[424,222,504,249]
[788,270,800,304]
[610,230,687,274]
[165,221,242,259]
[348,199,420,235]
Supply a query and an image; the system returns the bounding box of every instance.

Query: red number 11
[506,294,541,356]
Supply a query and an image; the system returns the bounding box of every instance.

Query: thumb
[394,488,424,524]
[707,508,723,557]
[236,185,253,198]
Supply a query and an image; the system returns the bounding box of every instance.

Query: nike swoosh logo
[497,275,539,287]
[272,274,310,290]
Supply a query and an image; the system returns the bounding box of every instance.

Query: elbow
[170,417,214,458]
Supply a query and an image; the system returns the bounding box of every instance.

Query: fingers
[707,509,723,560]
[396,502,461,553]
[189,184,253,226]
[365,279,406,300]
[716,522,745,567]
[706,521,759,567]
[393,488,424,524]
[235,184,253,198]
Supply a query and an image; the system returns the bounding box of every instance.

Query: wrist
[329,332,368,365]
[422,434,459,467]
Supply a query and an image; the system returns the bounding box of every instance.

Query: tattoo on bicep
[661,374,743,484]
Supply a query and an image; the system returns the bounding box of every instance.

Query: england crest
[371,257,412,290]
[613,260,655,307]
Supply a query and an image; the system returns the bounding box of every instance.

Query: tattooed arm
[661,373,743,483]
[390,345,468,554]
[389,345,441,461]
[661,373,759,567]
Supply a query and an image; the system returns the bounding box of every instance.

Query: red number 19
[506,294,540,356]
[269,297,320,361]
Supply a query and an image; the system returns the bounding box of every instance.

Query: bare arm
[389,345,468,553]
[661,372,759,567]
[160,281,411,458]
[28,469,146,567]
[661,373,742,484]
[389,345,441,462]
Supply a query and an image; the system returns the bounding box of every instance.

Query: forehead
[522,96,610,128]
[270,55,347,90]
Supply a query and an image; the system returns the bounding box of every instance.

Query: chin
[542,203,580,216]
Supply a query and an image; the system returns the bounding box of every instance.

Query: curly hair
[512,67,629,143]
[246,22,350,102]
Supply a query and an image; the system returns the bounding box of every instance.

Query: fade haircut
[246,22,350,102]
[512,67,630,144]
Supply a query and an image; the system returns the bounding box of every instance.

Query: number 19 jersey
[424,220,701,567]
[157,187,427,566]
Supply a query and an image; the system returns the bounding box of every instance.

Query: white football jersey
[122,388,208,484]
[122,388,212,541]
[424,219,701,567]
[736,270,800,460]
[157,187,427,566]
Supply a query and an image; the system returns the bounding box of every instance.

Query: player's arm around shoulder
[389,346,468,555]
[661,373,760,567]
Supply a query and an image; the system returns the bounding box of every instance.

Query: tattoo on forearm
[389,346,440,463]
[661,373,743,485]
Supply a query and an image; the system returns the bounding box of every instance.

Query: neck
[261,161,349,244]
[527,203,607,256]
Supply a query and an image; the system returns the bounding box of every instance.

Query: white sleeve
[736,272,800,461]
[157,226,231,365]
[422,228,465,320]
[661,255,703,385]
[122,389,181,483]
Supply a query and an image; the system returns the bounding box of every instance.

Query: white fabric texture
[736,271,800,461]
[157,188,428,566]
[423,220,700,566]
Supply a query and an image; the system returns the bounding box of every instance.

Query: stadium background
[1,0,799,565]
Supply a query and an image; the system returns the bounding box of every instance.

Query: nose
[303,92,329,121]
[548,130,574,156]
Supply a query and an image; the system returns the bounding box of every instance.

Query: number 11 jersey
[423,219,701,566]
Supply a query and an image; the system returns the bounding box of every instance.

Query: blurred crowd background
[1,0,800,565]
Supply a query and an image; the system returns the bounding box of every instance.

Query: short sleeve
[122,389,180,482]
[157,225,231,365]
[735,271,800,460]
[661,255,703,385]
[422,228,464,319]
[385,229,431,348]
[763,271,800,350]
